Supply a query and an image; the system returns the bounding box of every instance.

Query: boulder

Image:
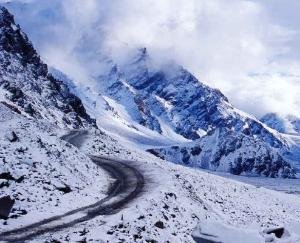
[0,195,15,219]
[263,227,286,238]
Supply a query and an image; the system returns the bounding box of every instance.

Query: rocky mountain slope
[85,49,294,177]
[148,127,293,178]
[261,113,300,135]
[0,101,110,229]
[0,6,109,229]
[0,7,95,129]
[100,49,283,145]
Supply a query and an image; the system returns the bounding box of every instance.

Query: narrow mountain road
[0,130,144,243]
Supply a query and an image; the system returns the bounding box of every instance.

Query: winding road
[0,130,144,243]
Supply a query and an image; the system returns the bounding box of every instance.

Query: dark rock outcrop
[0,195,15,219]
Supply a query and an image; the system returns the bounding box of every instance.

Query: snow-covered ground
[210,170,300,195]
[1,104,300,242]
[26,129,300,243]
[0,104,111,232]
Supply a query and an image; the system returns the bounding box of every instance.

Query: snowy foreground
[76,131,300,243]
[0,104,110,233]
[1,106,299,242]
[59,131,300,243]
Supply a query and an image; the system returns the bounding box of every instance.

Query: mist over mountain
[3,0,300,118]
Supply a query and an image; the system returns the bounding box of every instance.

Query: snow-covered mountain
[261,113,300,170]
[148,127,293,178]
[261,113,300,135]
[99,49,282,144]
[69,48,293,177]
[0,7,95,129]
[0,7,109,231]
[1,6,300,243]
[0,5,296,178]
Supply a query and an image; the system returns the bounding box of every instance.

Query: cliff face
[0,7,96,129]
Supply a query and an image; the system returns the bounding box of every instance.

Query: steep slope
[100,49,282,146]
[0,7,95,129]
[261,113,300,170]
[148,128,293,178]
[50,48,295,177]
[86,49,293,177]
[23,128,300,243]
[0,103,110,230]
[0,6,110,230]
[261,113,300,135]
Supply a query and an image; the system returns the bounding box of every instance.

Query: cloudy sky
[2,0,300,117]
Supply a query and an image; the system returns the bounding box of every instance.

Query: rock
[0,179,9,188]
[154,221,164,229]
[0,172,24,183]
[79,228,88,236]
[0,172,15,180]
[0,196,15,219]
[15,175,25,183]
[192,236,222,243]
[56,184,72,194]
[192,224,222,243]
[5,131,18,142]
[0,6,97,129]
[263,227,287,238]
[50,240,62,243]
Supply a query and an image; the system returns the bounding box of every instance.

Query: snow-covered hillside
[2,101,300,242]
[25,129,300,243]
[0,103,110,231]
[261,113,300,170]
[148,127,294,178]
[0,6,110,232]
[97,48,283,145]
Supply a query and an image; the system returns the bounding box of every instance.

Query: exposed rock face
[0,7,96,129]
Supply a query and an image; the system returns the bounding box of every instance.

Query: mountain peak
[0,6,40,67]
[0,6,14,26]
[0,6,96,129]
[129,47,149,66]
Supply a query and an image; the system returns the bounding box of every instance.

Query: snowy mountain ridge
[0,7,95,129]
[61,47,294,177]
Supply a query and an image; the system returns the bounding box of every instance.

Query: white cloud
[3,0,300,117]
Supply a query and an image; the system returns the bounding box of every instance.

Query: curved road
[0,130,144,243]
